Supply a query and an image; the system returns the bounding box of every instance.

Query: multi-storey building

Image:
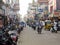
[48,0,60,18]
[12,0,20,11]
[37,0,49,19]
[0,0,5,14]
[27,0,37,20]
[2,0,20,18]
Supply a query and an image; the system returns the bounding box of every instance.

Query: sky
[19,0,37,18]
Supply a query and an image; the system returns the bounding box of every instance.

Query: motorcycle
[51,27,57,33]
[10,33,18,43]
[0,31,16,45]
[9,30,18,43]
[16,28,21,34]
[37,26,42,34]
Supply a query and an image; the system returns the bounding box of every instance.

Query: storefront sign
[54,12,59,17]
[38,9,43,12]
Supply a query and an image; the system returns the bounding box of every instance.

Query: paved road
[17,26,60,45]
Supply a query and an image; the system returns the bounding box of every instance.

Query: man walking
[37,20,43,34]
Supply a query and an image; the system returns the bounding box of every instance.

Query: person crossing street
[37,19,43,34]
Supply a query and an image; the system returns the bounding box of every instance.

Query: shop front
[54,11,60,20]
[54,11,60,31]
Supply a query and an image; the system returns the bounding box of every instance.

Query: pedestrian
[51,20,58,33]
[50,21,54,32]
[32,22,36,30]
[57,20,60,31]
[41,20,45,30]
[37,20,43,34]
[53,20,58,33]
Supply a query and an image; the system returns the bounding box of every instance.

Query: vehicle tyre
[55,30,57,33]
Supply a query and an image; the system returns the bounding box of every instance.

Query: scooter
[51,27,57,33]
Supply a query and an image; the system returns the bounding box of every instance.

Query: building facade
[37,0,49,19]
[2,0,20,18]
[48,0,60,18]
[0,0,4,14]
[38,0,48,2]
[27,1,37,20]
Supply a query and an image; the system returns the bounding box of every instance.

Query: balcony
[13,4,20,11]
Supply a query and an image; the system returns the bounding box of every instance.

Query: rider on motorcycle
[37,20,43,34]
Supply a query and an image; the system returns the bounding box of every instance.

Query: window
[45,7,48,10]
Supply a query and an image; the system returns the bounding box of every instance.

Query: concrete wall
[56,0,60,10]
[49,0,60,11]
[48,0,53,13]
[48,0,60,17]
[53,0,56,11]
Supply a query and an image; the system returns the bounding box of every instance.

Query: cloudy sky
[19,0,37,18]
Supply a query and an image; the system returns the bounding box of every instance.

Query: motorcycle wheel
[38,30,41,34]
[55,30,57,33]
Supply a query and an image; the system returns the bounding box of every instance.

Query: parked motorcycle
[0,31,16,45]
[10,33,18,43]
[8,30,18,43]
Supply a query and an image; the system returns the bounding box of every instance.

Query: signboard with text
[38,9,43,12]
[54,11,59,17]
[56,0,60,10]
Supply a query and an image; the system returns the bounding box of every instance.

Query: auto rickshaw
[45,20,52,31]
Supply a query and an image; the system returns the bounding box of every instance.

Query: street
[17,26,60,45]
[0,0,60,45]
